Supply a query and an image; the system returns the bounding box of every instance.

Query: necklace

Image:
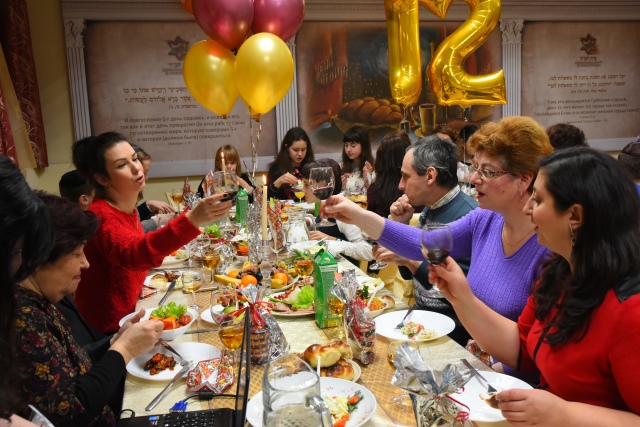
[502,224,535,247]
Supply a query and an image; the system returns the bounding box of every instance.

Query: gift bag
[241,285,290,364]
[331,269,376,365]
[391,343,473,427]
[186,356,234,393]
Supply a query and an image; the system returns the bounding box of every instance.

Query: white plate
[374,310,455,342]
[246,377,376,427]
[126,342,219,381]
[289,240,348,256]
[266,293,315,317]
[161,255,187,267]
[118,306,199,341]
[199,309,217,324]
[453,371,533,425]
[144,273,184,290]
[347,359,361,383]
[355,276,385,293]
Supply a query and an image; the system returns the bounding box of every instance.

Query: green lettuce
[292,285,314,310]
[150,302,187,319]
[204,224,221,237]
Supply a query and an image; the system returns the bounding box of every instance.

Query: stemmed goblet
[218,316,245,365]
[212,171,239,228]
[182,271,203,311]
[420,222,453,298]
[309,167,335,227]
[362,231,387,271]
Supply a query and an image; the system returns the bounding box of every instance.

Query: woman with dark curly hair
[0,156,54,427]
[428,148,640,424]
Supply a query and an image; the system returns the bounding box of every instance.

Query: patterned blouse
[342,161,374,195]
[14,286,117,427]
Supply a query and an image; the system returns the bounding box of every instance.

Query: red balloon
[193,0,254,51]
[180,0,193,15]
[252,0,305,42]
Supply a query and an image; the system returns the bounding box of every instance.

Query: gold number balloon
[384,0,422,107]
[386,0,506,107]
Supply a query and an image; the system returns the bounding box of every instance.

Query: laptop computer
[118,318,251,427]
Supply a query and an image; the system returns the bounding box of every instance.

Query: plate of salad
[118,302,198,341]
[266,285,315,316]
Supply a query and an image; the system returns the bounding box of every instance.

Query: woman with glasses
[320,116,553,377]
[428,148,640,424]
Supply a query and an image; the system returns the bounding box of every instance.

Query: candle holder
[247,187,263,265]
[259,240,271,263]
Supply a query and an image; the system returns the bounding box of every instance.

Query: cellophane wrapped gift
[241,285,290,364]
[391,343,473,427]
[331,269,376,365]
[186,356,234,393]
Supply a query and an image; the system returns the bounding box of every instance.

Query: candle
[261,174,268,240]
[221,151,226,171]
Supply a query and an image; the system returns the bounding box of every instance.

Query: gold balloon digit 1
[425,0,506,106]
[384,0,422,107]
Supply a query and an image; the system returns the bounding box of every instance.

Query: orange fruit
[272,272,288,285]
[241,275,258,287]
[227,270,240,279]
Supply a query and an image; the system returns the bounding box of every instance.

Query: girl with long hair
[341,126,374,195]
[197,145,254,198]
[267,127,315,200]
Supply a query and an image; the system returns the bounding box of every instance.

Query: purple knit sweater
[379,208,551,321]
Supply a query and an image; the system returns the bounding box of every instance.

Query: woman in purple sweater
[321,116,553,375]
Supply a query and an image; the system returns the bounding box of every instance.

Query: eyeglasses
[469,162,510,181]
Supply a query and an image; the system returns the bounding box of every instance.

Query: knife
[145,360,194,411]
[158,280,177,306]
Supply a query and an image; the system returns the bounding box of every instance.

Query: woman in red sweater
[428,148,640,425]
[72,132,232,332]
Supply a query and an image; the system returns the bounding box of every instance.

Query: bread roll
[303,343,342,367]
[381,295,395,309]
[327,339,353,360]
[149,274,168,288]
[320,359,355,381]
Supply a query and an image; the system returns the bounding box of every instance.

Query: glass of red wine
[420,222,453,298]
[309,167,335,227]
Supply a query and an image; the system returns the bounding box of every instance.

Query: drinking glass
[309,167,335,227]
[210,286,238,326]
[182,271,203,310]
[387,341,425,407]
[269,225,287,263]
[420,222,453,299]
[292,181,305,203]
[294,258,314,278]
[218,317,245,364]
[195,234,210,258]
[171,189,184,211]
[213,171,239,227]
[262,353,332,427]
[202,246,222,282]
[362,231,387,271]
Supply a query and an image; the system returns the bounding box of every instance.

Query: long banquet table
[121,259,492,426]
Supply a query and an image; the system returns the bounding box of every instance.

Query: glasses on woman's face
[469,160,510,181]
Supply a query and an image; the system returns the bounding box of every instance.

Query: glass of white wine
[182,271,203,311]
[292,181,305,203]
[202,246,221,282]
[171,188,184,209]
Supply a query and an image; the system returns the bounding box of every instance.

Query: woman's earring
[569,225,575,246]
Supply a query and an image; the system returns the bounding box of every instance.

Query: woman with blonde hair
[197,145,253,197]
[322,116,553,377]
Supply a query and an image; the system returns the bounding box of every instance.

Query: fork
[395,305,416,329]
[160,340,187,365]
[461,358,497,395]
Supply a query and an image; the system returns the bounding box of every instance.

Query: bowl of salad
[119,302,198,341]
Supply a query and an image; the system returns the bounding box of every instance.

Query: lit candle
[221,151,226,171]
[261,174,268,240]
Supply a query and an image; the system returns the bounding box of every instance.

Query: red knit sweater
[75,199,200,332]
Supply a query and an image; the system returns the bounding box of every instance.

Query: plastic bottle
[236,187,249,225]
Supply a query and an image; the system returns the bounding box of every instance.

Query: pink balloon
[193,0,254,51]
[252,0,305,42]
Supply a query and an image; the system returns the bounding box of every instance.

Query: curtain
[0,0,48,168]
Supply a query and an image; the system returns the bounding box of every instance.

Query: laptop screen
[234,316,251,426]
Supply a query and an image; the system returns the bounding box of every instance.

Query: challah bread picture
[338,97,404,126]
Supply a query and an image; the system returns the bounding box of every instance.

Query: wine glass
[212,171,239,227]
[218,316,245,365]
[294,258,314,278]
[292,180,305,203]
[309,167,335,227]
[210,286,238,326]
[362,231,387,271]
[182,271,203,311]
[420,222,453,298]
[202,246,222,282]
[268,225,287,263]
[171,189,184,209]
[387,341,426,407]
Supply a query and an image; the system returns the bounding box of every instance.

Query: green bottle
[314,201,320,217]
[236,187,249,226]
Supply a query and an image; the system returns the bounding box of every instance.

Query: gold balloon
[235,33,294,115]
[384,0,422,106]
[426,0,505,106]
[183,40,239,117]
[385,0,506,108]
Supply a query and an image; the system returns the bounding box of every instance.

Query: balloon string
[250,117,258,184]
